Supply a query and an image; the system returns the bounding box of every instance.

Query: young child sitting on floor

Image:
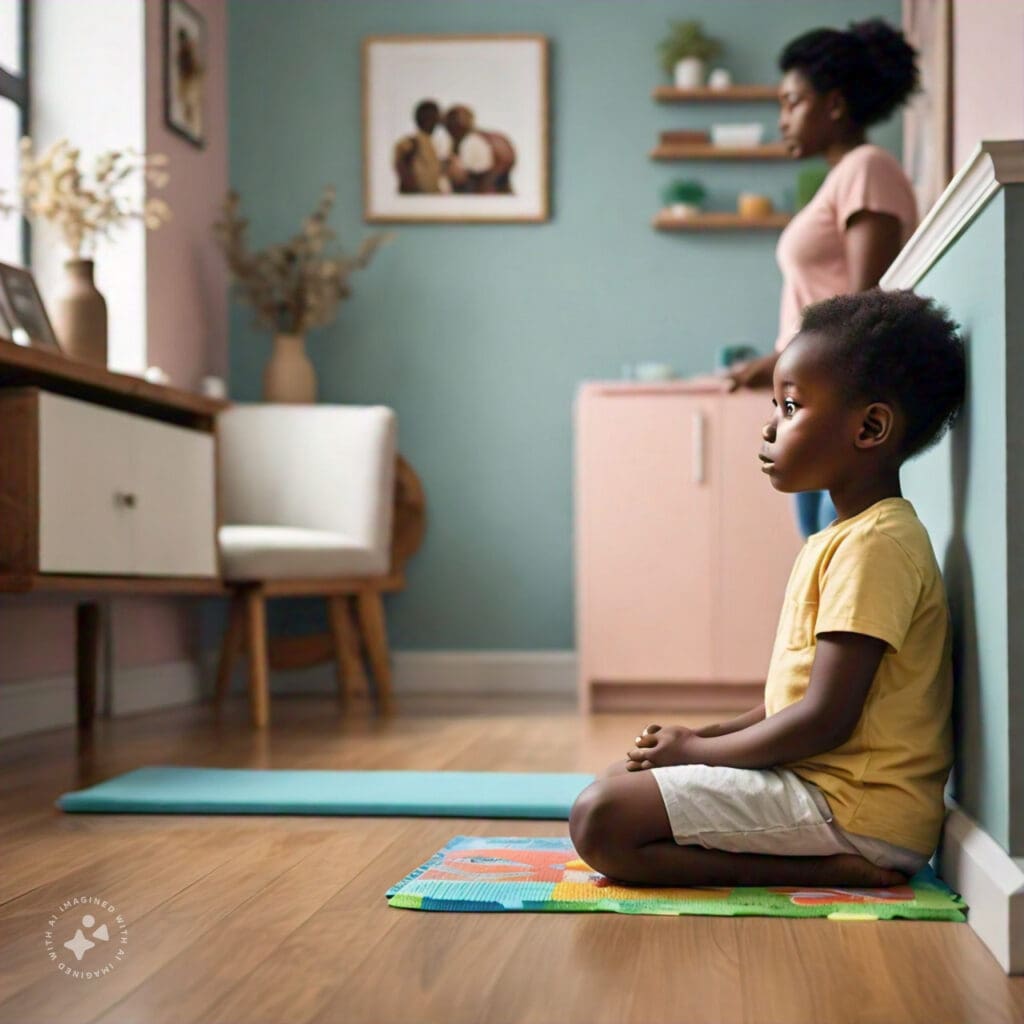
[570,288,965,889]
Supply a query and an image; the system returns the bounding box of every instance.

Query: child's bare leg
[569,771,907,889]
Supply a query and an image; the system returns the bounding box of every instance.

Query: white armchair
[214,404,409,727]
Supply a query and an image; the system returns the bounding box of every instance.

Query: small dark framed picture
[164,0,206,148]
[0,262,61,352]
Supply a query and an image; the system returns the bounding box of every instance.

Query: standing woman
[730,19,921,536]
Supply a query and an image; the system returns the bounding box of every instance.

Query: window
[0,0,29,265]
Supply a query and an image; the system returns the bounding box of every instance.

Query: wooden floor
[2,695,1023,1024]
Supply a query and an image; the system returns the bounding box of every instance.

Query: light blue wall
[903,187,1023,853]
[228,0,902,649]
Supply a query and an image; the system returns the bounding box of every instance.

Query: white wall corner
[939,802,1024,974]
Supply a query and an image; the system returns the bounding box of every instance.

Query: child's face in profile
[759,332,864,493]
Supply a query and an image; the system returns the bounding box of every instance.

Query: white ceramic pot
[670,203,701,219]
[673,58,705,89]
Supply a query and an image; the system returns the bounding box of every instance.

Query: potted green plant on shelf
[662,179,707,219]
[657,20,723,89]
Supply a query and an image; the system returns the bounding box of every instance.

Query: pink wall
[0,0,227,686]
[145,0,229,389]
[953,0,1024,170]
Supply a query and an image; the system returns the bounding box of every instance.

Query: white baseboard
[0,651,577,740]
[0,660,205,741]
[939,803,1024,973]
[211,649,578,699]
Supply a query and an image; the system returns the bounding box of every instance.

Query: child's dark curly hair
[799,288,965,459]
[779,19,920,128]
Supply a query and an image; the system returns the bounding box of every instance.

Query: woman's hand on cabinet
[722,352,779,391]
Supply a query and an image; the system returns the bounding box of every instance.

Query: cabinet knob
[114,491,137,508]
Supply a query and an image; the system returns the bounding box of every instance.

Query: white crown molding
[940,802,1024,974]
[882,140,1024,291]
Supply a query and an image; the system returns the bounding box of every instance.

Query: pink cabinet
[575,381,802,711]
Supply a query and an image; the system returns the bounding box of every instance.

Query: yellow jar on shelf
[737,192,774,219]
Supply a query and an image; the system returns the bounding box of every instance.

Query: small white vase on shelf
[673,58,705,89]
[263,332,317,403]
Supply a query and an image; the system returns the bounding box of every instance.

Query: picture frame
[0,262,62,352]
[164,0,206,148]
[363,34,550,224]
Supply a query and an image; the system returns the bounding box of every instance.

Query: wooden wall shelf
[653,85,779,103]
[650,143,789,161]
[653,211,791,231]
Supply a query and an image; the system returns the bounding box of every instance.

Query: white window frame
[0,0,30,264]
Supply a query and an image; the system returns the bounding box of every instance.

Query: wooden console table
[0,339,227,726]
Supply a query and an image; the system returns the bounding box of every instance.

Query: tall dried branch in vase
[213,186,392,335]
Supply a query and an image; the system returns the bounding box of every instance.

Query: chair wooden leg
[327,595,369,706]
[215,593,245,711]
[242,588,270,728]
[356,589,394,713]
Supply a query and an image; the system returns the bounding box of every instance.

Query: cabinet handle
[692,411,706,485]
[114,491,137,509]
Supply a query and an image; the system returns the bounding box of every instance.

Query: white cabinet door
[38,393,138,574]
[36,392,217,578]
[133,416,217,576]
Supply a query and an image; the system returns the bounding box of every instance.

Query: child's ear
[854,403,896,449]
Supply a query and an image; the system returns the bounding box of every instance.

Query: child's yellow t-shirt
[764,497,953,856]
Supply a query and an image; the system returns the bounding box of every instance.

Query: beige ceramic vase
[263,332,317,403]
[55,259,108,367]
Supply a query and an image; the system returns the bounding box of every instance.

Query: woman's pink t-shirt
[774,144,919,352]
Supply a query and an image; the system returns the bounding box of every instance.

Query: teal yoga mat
[56,766,595,818]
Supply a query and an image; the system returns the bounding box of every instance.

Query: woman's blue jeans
[794,490,836,538]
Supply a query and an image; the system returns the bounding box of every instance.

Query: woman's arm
[844,209,903,291]
[629,632,886,770]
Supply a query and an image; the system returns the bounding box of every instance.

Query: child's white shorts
[650,763,927,875]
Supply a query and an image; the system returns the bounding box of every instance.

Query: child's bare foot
[819,854,907,888]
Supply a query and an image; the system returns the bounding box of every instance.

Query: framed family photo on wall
[363,34,550,223]
[164,0,206,147]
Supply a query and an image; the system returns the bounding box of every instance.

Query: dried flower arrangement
[1,138,171,257]
[213,186,391,335]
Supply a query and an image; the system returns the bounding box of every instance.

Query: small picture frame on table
[164,0,206,148]
[0,262,62,352]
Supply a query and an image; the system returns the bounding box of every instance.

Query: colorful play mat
[386,836,967,921]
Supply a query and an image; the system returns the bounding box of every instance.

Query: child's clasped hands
[626,723,696,771]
